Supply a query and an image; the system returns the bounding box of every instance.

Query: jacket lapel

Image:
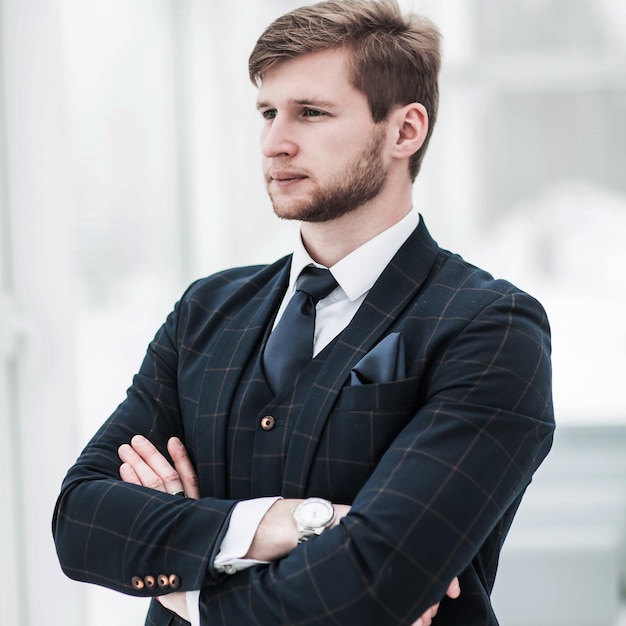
[281,219,442,497]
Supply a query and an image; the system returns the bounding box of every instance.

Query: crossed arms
[118,434,460,625]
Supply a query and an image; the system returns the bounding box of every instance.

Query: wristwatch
[293,497,335,543]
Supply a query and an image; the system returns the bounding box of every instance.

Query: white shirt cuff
[214,496,282,574]
[185,497,282,626]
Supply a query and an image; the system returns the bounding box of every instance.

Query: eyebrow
[256,98,338,110]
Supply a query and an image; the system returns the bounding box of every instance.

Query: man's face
[257,48,389,223]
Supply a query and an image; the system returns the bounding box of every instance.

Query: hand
[245,500,352,562]
[118,434,200,499]
[411,577,461,626]
[156,593,190,622]
[118,435,198,622]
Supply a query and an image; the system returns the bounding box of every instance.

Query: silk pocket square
[350,332,406,385]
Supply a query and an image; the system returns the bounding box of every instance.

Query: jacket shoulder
[182,256,289,304]
[435,247,545,310]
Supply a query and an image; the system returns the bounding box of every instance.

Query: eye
[302,108,325,118]
[261,109,277,120]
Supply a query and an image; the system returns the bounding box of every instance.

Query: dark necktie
[263,266,338,392]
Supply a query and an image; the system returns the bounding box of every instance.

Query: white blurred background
[1,0,625,624]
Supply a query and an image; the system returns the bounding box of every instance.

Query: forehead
[256,48,363,107]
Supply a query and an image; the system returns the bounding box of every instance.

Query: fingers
[118,435,200,499]
[118,435,185,496]
[412,600,442,626]
[167,437,200,499]
[411,577,460,626]
[446,577,461,599]
[430,603,440,618]
[119,462,142,486]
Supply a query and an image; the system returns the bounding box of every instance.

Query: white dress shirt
[186,208,420,625]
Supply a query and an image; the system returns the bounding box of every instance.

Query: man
[53,1,554,624]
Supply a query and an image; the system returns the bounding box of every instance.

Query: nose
[261,115,298,159]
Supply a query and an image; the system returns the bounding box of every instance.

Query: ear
[389,103,428,160]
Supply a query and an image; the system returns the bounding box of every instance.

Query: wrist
[245,499,299,561]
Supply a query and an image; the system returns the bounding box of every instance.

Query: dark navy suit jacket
[53,219,554,625]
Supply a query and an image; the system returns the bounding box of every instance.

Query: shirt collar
[289,207,420,301]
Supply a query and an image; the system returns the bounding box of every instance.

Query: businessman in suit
[53,1,554,624]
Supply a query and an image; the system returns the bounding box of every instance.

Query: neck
[300,181,414,268]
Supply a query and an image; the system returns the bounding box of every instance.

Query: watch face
[296,498,334,528]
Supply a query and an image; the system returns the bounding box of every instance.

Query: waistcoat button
[260,415,276,431]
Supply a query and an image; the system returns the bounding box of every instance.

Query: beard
[266,124,388,223]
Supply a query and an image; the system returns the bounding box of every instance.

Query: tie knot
[296,267,338,304]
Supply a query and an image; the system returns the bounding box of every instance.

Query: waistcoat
[226,330,338,499]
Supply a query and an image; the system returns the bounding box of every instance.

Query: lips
[267,170,308,185]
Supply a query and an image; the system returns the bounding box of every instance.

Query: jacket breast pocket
[336,374,421,412]
[308,376,421,502]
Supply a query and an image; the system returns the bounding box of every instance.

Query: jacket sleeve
[195,290,554,625]
[52,289,237,597]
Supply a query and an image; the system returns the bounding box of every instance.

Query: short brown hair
[249,0,442,180]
